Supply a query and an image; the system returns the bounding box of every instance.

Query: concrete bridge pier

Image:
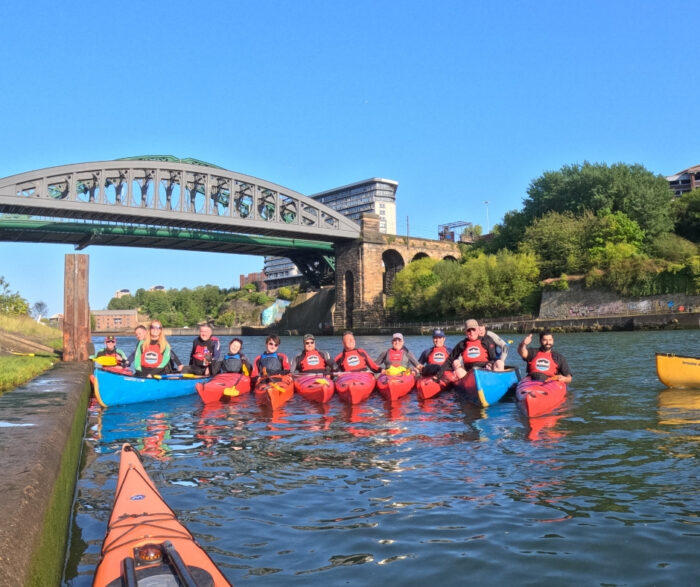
[63,254,91,361]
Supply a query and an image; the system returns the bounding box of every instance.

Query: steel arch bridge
[0,156,361,286]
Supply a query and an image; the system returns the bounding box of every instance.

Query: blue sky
[1,0,698,316]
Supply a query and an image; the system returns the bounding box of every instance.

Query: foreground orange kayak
[93,443,231,586]
[254,374,295,409]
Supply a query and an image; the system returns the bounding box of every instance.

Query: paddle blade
[223,386,239,397]
[94,356,118,366]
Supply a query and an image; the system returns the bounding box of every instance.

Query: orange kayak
[376,372,415,402]
[93,443,231,586]
[255,374,295,409]
[335,371,376,404]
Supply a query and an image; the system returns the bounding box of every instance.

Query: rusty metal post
[63,254,90,361]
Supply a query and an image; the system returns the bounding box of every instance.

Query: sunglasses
[150,326,162,330]
[304,340,314,345]
[267,341,278,347]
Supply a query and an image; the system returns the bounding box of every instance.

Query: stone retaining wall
[0,362,91,587]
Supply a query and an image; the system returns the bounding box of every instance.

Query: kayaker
[375,333,420,374]
[132,321,184,377]
[517,330,572,383]
[291,334,333,374]
[188,323,221,376]
[417,328,452,376]
[125,324,147,367]
[443,319,502,379]
[213,337,252,375]
[478,320,507,371]
[95,335,128,365]
[333,331,381,373]
[251,335,291,377]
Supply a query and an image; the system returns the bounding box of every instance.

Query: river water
[63,331,700,586]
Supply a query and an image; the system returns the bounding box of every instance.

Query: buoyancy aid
[426,346,450,365]
[527,349,560,378]
[221,353,245,374]
[191,337,219,367]
[461,340,490,367]
[140,341,165,369]
[335,348,372,372]
[384,348,410,368]
[257,352,284,375]
[298,350,329,372]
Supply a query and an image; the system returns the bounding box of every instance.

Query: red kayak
[335,372,376,404]
[416,370,456,400]
[516,376,567,417]
[196,372,251,403]
[376,372,415,402]
[294,374,335,403]
[93,444,230,586]
[255,374,295,409]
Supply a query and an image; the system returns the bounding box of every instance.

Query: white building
[264,178,398,289]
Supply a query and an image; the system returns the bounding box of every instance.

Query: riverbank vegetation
[107,283,299,327]
[388,162,700,320]
[0,307,62,395]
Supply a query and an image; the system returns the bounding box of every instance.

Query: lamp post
[484,201,490,234]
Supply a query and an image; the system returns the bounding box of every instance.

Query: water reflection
[657,388,700,426]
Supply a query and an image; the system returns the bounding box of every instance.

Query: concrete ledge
[0,362,91,587]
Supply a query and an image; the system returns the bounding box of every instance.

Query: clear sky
[1,0,698,316]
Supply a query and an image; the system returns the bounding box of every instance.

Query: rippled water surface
[64,331,700,585]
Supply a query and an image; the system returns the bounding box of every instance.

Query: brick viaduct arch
[334,214,461,329]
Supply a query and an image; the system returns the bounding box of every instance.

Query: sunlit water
[64,331,700,585]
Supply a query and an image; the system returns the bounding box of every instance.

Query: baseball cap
[303,333,315,341]
[432,328,446,338]
[465,319,479,331]
[392,333,404,341]
[105,335,116,342]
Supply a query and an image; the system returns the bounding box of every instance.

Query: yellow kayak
[655,353,700,389]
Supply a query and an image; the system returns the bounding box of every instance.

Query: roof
[666,164,700,181]
[91,309,138,316]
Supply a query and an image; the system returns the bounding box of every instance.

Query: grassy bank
[0,314,62,395]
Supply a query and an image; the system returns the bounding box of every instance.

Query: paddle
[10,350,56,358]
[152,373,205,380]
[223,386,240,397]
[93,356,118,366]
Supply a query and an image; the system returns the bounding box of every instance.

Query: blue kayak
[90,366,210,407]
[454,367,521,407]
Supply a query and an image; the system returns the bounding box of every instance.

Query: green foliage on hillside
[388,161,699,320]
[107,284,278,327]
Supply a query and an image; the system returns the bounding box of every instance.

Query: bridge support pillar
[62,254,90,361]
[334,214,386,330]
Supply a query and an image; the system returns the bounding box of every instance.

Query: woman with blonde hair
[133,321,183,377]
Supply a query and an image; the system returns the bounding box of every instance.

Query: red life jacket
[385,348,406,367]
[299,350,328,372]
[336,349,370,372]
[426,346,449,365]
[192,337,219,365]
[461,341,489,366]
[141,341,164,369]
[527,350,559,377]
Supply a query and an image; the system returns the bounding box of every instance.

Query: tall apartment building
[263,178,398,289]
[667,165,700,196]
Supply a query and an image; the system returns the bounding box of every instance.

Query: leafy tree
[484,209,530,253]
[107,295,137,310]
[387,257,440,319]
[647,233,698,264]
[672,188,700,242]
[31,301,49,320]
[524,162,673,237]
[519,212,589,278]
[0,277,29,315]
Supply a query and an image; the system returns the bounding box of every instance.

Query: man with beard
[517,329,572,383]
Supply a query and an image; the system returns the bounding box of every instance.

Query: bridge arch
[382,249,405,295]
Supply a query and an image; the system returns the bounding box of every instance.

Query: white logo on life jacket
[536,358,550,371]
[307,355,320,366]
[144,351,159,363]
[347,355,360,367]
[433,351,447,363]
[466,345,481,358]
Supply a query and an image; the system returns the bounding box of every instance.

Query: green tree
[519,212,589,278]
[524,162,673,237]
[0,277,29,315]
[647,233,698,264]
[387,257,440,318]
[672,188,700,242]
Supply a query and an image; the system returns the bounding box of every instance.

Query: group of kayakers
[94,318,572,384]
